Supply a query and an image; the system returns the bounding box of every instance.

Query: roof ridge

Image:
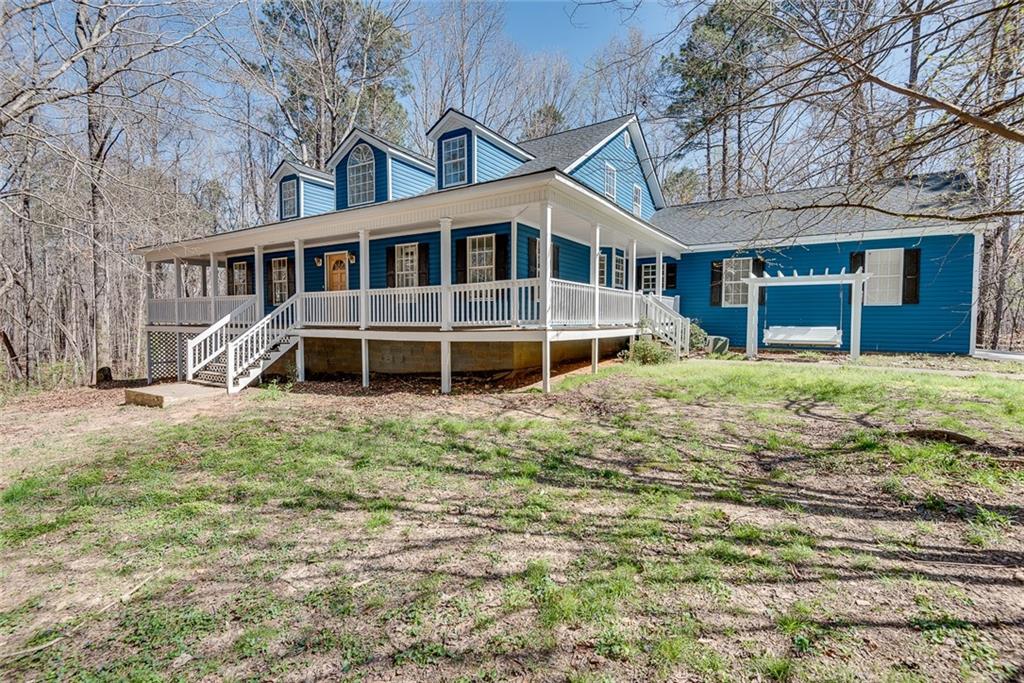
[516,113,635,144]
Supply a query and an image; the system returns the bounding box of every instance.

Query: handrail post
[591,224,600,328]
[628,239,637,325]
[209,253,218,323]
[174,257,182,325]
[440,218,452,331]
[294,239,305,327]
[510,219,519,327]
[359,229,369,330]
[540,202,552,329]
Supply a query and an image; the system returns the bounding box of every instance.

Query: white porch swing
[742,267,871,360]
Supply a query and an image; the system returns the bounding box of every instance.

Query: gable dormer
[269,161,335,221]
[564,116,665,220]
[426,109,533,190]
[326,128,435,210]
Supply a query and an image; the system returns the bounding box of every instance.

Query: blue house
[137,110,985,394]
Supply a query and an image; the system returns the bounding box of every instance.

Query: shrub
[688,320,709,352]
[620,336,672,365]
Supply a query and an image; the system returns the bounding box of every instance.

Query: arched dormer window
[347,144,375,206]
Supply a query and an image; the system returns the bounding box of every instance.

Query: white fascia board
[427,111,533,161]
[268,162,334,187]
[562,116,666,211]
[682,222,988,253]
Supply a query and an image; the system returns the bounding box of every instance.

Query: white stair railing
[642,294,691,357]
[186,296,257,380]
[226,294,299,393]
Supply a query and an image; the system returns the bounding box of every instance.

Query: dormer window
[604,163,617,200]
[347,144,375,206]
[281,178,297,219]
[442,135,467,187]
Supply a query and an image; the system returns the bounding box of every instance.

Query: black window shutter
[753,257,766,305]
[455,238,467,283]
[418,243,430,286]
[849,251,865,305]
[710,260,723,306]
[665,262,677,290]
[264,261,272,304]
[526,236,537,278]
[226,263,234,293]
[386,245,396,288]
[288,257,296,298]
[903,248,920,304]
[495,233,509,280]
[246,263,254,296]
[551,243,561,279]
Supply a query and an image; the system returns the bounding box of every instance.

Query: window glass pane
[468,234,495,283]
[271,258,288,304]
[281,180,297,218]
[642,264,658,292]
[632,185,642,216]
[722,258,751,306]
[604,164,616,199]
[233,263,247,295]
[395,243,418,287]
[442,136,467,186]
[614,255,625,288]
[347,145,375,205]
[865,249,902,305]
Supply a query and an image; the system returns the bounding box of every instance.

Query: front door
[326,252,349,291]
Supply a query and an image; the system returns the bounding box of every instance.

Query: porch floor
[125,382,224,408]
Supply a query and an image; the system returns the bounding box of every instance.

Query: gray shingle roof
[509,115,634,177]
[650,173,981,246]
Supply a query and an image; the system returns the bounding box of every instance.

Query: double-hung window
[232,262,248,296]
[347,144,375,206]
[632,185,643,216]
[613,254,626,289]
[865,248,903,306]
[395,243,419,288]
[281,179,297,219]
[604,163,617,199]
[271,257,289,304]
[722,257,752,307]
[641,263,659,292]
[599,253,607,287]
[442,135,467,186]
[468,234,495,283]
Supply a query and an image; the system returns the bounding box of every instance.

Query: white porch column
[440,217,452,331]
[146,261,155,300]
[510,218,519,326]
[850,272,864,361]
[208,253,217,321]
[359,229,369,330]
[541,334,551,393]
[361,338,369,387]
[745,280,759,359]
[201,265,208,297]
[173,257,182,324]
[540,202,552,328]
[294,239,305,325]
[629,239,637,323]
[254,245,264,316]
[656,250,664,296]
[440,339,451,393]
[591,224,601,328]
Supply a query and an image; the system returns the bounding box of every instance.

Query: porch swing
[760,277,844,348]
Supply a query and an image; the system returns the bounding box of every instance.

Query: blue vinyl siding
[476,136,521,182]
[570,128,655,219]
[391,157,435,199]
[369,231,441,288]
[670,233,976,354]
[437,128,472,189]
[335,142,388,210]
[515,224,591,283]
[301,178,334,217]
[303,242,360,292]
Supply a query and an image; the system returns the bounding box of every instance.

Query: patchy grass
[0,360,1021,681]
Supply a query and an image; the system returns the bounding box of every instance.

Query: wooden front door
[326,252,349,291]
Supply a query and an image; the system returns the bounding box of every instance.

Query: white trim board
[682,224,984,253]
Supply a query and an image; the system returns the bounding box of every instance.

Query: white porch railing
[303,290,360,326]
[550,278,595,327]
[451,278,540,327]
[148,295,258,325]
[368,286,443,326]
[148,299,178,324]
[598,287,634,326]
[186,296,258,380]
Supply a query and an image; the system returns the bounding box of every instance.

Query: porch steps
[187,335,298,390]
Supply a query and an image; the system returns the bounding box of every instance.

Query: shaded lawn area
[1,361,1023,682]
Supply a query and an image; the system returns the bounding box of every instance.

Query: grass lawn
[0,360,1022,681]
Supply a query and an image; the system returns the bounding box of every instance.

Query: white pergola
[743,268,871,360]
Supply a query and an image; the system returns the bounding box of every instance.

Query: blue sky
[501,1,679,65]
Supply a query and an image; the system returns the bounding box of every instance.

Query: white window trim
[722,257,753,308]
[271,257,289,304]
[864,248,904,306]
[604,162,617,200]
[442,135,468,187]
[232,262,248,296]
[395,242,419,288]
[281,178,297,219]
[641,263,659,293]
[622,130,630,148]
[599,253,607,287]
[467,233,496,284]
[347,144,375,206]
[613,253,626,289]
[632,184,643,217]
